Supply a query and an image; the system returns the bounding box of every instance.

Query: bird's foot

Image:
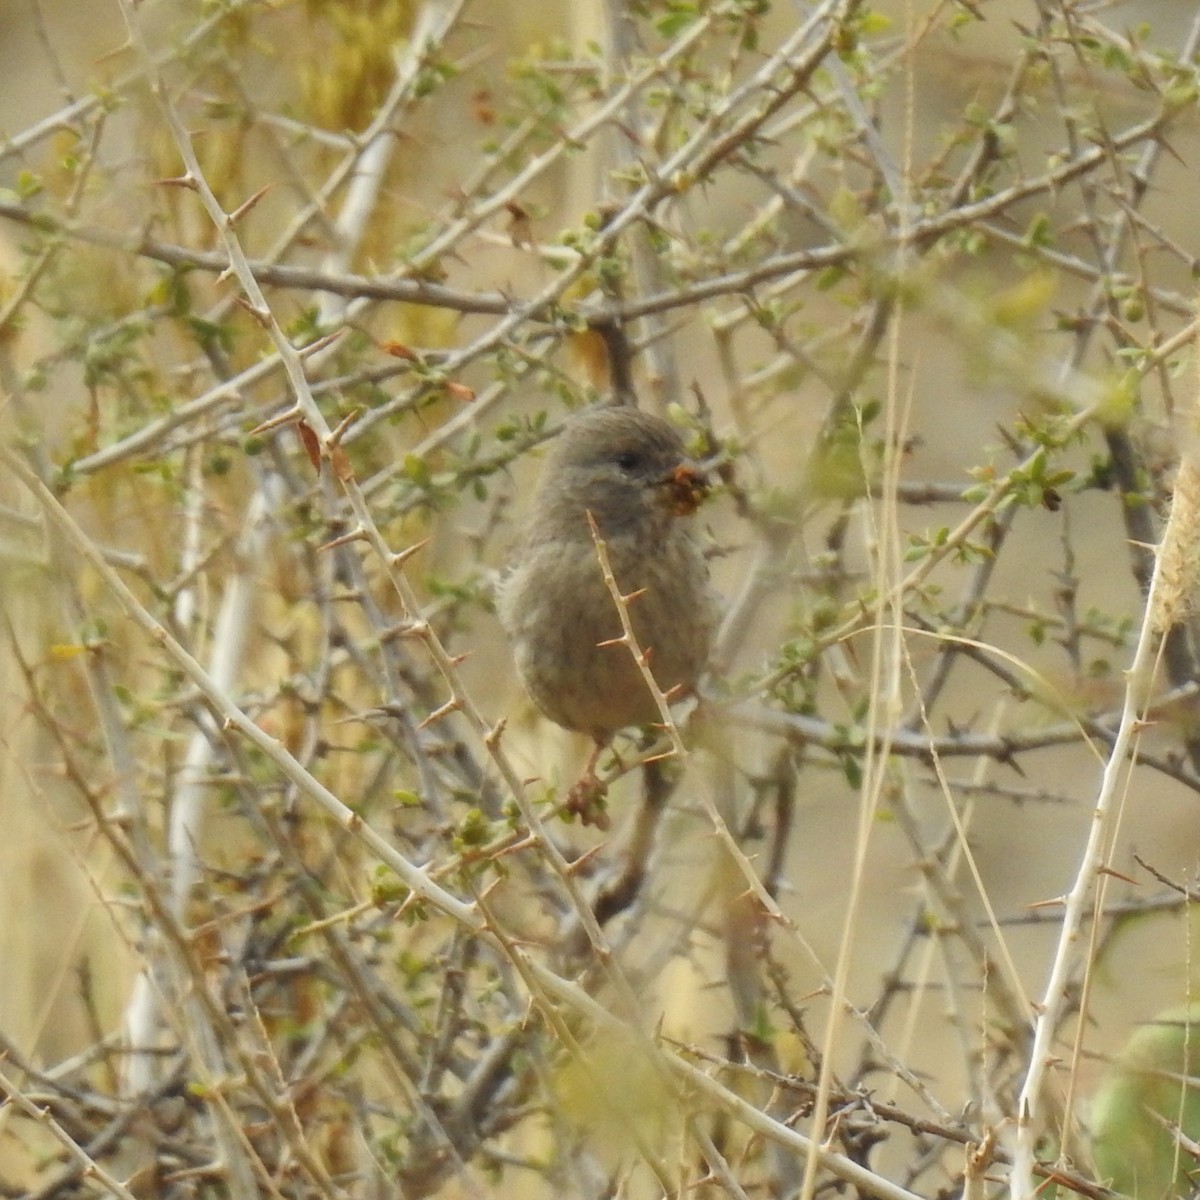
[565,771,610,829]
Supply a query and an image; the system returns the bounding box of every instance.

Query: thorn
[233,295,272,327]
[391,537,430,567]
[298,330,346,359]
[157,174,198,190]
[227,184,273,226]
[564,843,608,875]
[418,697,461,730]
[484,717,507,748]
[248,406,303,437]
[393,619,429,640]
[476,875,505,903]
[319,526,368,551]
[329,406,363,447]
[1098,864,1140,886]
[491,834,539,859]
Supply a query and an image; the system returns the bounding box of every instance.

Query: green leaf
[656,4,699,38]
[1091,1005,1200,1198]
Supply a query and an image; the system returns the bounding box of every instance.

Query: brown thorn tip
[329,407,364,446]
[227,184,273,225]
[391,537,430,566]
[318,526,367,551]
[248,407,303,437]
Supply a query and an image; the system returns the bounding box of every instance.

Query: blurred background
[2,1,1200,1197]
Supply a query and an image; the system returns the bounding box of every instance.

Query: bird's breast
[499,528,714,738]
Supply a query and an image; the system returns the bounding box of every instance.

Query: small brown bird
[498,406,716,821]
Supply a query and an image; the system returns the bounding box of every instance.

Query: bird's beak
[660,463,709,516]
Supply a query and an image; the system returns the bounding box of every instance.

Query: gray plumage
[498,406,716,741]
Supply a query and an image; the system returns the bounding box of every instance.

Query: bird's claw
[565,772,610,829]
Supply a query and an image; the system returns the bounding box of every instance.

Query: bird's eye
[614,450,642,472]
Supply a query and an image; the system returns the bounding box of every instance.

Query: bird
[498,405,717,824]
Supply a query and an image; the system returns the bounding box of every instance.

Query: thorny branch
[2,1,1200,1198]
